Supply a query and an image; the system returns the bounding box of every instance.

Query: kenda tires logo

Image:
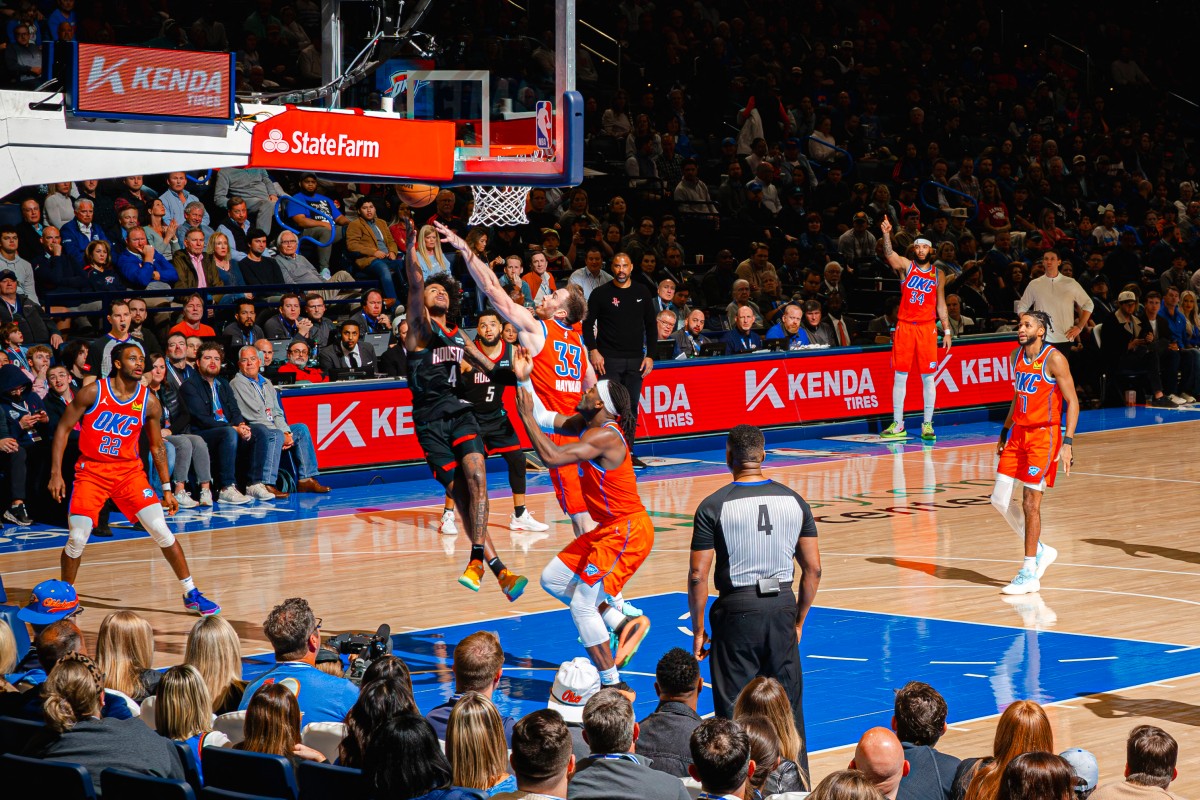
[73,44,233,121]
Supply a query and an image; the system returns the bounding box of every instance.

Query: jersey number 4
[757,504,773,536]
[98,435,122,456]
[553,341,583,380]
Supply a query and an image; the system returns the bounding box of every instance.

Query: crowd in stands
[0,590,1187,800]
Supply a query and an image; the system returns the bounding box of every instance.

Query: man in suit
[59,198,109,267]
[672,309,713,358]
[178,341,256,505]
[317,318,378,376]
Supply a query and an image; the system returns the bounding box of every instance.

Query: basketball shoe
[458,561,485,591]
[880,422,908,439]
[498,569,528,602]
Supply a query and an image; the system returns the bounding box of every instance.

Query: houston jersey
[408,320,472,424]
[898,261,938,324]
[1012,344,1061,428]
[580,422,646,526]
[459,340,513,415]
[79,379,149,464]
[532,319,586,415]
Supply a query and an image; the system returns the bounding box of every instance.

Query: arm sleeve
[583,288,601,349]
[1073,281,1095,312]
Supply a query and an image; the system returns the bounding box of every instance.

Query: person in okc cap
[547,657,601,761]
[8,579,84,686]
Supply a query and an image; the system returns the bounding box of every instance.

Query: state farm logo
[261,130,290,154]
[259,128,382,159]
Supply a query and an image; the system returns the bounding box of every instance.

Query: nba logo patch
[1027,466,1041,476]
[535,100,553,149]
[584,563,600,577]
[143,488,155,498]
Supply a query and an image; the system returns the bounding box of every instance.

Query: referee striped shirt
[691,479,818,593]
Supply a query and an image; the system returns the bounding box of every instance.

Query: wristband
[162,483,173,492]
[1061,436,1073,446]
[1000,427,1010,443]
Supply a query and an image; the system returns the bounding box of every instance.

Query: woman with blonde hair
[1177,290,1200,400]
[957,700,1053,800]
[236,683,327,765]
[29,653,183,790]
[412,224,450,279]
[205,230,240,287]
[155,664,230,775]
[445,691,516,796]
[185,615,247,714]
[739,715,807,797]
[95,610,159,702]
[734,677,807,782]
[809,769,886,800]
[0,619,17,692]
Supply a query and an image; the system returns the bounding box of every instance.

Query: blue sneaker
[1034,543,1057,579]
[183,589,221,616]
[615,597,644,618]
[1000,568,1040,596]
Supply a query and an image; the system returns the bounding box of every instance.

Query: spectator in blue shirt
[287,173,349,271]
[162,172,209,228]
[723,305,764,355]
[116,227,178,290]
[239,597,359,725]
[765,303,811,350]
[47,0,76,41]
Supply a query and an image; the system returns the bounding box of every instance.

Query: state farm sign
[249,108,457,181]
[71,43,234,123]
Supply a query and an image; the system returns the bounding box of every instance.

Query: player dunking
[991,311,1078,595]
[879,216,951,440]
[441,310,549,534]
[404,220,527,600]
[47,342,221,616]
[512,351,653,693]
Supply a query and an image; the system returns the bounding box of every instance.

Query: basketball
[396,183,440,208]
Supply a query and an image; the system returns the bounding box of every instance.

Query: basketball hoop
[468,184,530,228]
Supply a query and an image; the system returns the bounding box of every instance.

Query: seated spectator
[0,271,55,348]
[766,303,811,349]
[545,657,601,762]
[146,198,180,256]
[1100,291,1172,407]
[568,247,613,302]
[869,297,902,336]
[162,171,208,227]
[1058,749,1098,800]
[688,718,754,800]
[523,251,557,304]
[379,318,409,377]
[0,224,38,305]
[0,362,48,525]
[1,321,29,370]
[726,280,765,329]
[801,299,837,345]
[176,201,215,252]
[318,319,379,375]
[656,309,677,341]
[492,709,575,800]
[145,353,209,509]
[945,294,976,336]
[179,342,258,505]
[997,753,1076,800]
[278,339,328,384]
[734,677,808,790]
[735,242,778,291]
[213,166,278,234]
[1090,726,1180,800]
[116,226,177,290]
[173,227,224,291]
[637,647,704,778]
[223,298,266,349]
[303,293,336,349]
[892,681,961,800]
[236,682,328,765]
[95,610,159,704]
[953,699,1052,800]
[339,664,418,768]
[447,691,517,795]
[231,345,329,493]
[755,274,788,326]
[812,770,888,800]
[24,653,184,789]
[81,239,126,294]
[347,198,405,305]
[426,631,515,745]
[169,293,218,338]
[239,597,357,725]
[672,308,713,358]
[60,197,109,267]
[498,255,535,309]
[217,197,253,262]
[265,292,315,343]
[350,288,392,335]
[155,664,231,775]
[184,615,247,715]
[0,618,16,691]
[287,173,349,271]
[568,688,690,800]
[275,230,356,300]
[363,714,481,800]
[851,728,909,800]
[723,305,763,355]
[740,715,804,797]
[5,24,42,86]
[240,228,286,287]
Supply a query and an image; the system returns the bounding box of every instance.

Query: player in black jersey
[404,218,528,601]
[439,311,549,536]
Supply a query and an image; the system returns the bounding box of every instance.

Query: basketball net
[468,184,530,227]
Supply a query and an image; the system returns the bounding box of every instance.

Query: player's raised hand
[880,215,892,235]
[433,220,466,251]
[511,346,533,381]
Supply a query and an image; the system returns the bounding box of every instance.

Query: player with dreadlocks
[991,309,1079,596]
[403,216,528,601]
[512,348,654,696]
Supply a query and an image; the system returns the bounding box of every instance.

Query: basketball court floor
[3,406,1200,792]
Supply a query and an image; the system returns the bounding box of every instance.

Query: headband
[596,380,617,417]
[914,238,932,247]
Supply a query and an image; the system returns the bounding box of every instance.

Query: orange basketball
[396,183,440,208]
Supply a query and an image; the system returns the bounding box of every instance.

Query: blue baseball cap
[721,137,736,147]
[18,579,82,625]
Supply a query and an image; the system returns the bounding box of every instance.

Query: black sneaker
[4,503,32,526]
[631,456,648,469]
[1150,395,1176,408]
[93,521,113,537]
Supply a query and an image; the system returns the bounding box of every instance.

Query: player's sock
[180,576,196,593]
[1023,556,1037,572]
[443,504,454,515]
[469,544,485,564]
[486,556,508,578]
[601,605,626,631]
[513,505,527,518]
[599,666,620,686]
[921,373,937,423]
[892,372,907,425]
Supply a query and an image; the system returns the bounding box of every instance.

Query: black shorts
[414,410,486,487]
[475,410,522,456]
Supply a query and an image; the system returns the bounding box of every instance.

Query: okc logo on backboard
[317,402,364,450]
[388,72,408,98]
[535,100,553,149]
[260,129,290,154]
[85,55,126,94]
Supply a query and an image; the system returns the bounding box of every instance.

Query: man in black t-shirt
[84,300,144,384]
[687,424,821,774]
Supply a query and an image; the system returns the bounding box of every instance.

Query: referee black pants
[600,354,644,446]
[710,587,808,774]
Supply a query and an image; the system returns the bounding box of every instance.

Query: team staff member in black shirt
[582,251,657,465]
[688,424,821,773]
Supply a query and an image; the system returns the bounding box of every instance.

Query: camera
[327,623,392,685]
[579,227,597,239]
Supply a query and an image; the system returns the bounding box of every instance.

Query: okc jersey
[1012,344,1061,428]
[408,320,473,424]
[78,379,148,464]
[898,261,937,325]
[532,319,586,414]
[459,341,513,415]
[580,422,646,526]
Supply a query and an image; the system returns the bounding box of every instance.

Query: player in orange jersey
[47,342,221,616]
[991,310,1078,596]
[511,350,653,695]
[879,215,952,440]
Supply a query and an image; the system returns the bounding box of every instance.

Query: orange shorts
[557,512,654,596]
[998,425,1062,489]
[893,321,938,375]
[548,433,588,516]
[69,459,160,527]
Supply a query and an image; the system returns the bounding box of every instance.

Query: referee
[688,424,821,770]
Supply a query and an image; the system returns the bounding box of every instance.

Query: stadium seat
[296,761,366,800]
[101,767,197,800]
[299,722,345,764]
[202,748,297,800]
[0,753,96,799]
[0,716,43,756]
[213,710,246,744]
[200,790,281,800]
[171,741,203,789]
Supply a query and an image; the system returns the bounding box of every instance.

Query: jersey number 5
[553,341,583,380]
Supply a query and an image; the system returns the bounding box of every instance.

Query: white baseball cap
[546,657,601,723]
[1060,748,1099,794]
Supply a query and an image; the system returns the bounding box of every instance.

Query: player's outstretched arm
[403,216,431,350]
[435,220,540,334]
[879,215,910,275]
[1048,349,1079,475]
[144,392,177,515]
[48,383,96,501]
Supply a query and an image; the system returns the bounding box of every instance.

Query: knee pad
[990,475,1014,512]
[540,557,574,602]
[137,505,177,548]
[569,583,609,648]
[64,515,93,559]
